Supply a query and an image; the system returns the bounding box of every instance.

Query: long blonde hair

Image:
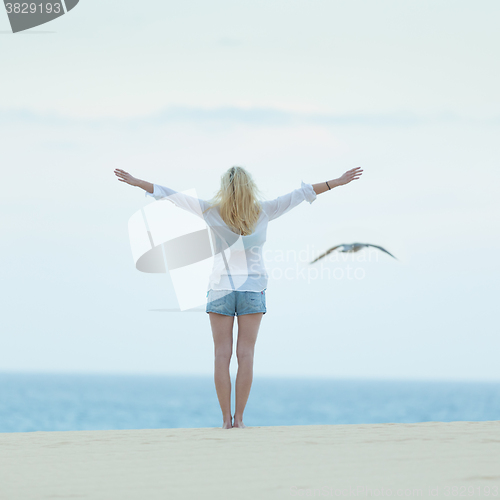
[204,166,262,235]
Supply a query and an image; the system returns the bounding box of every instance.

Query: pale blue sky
[0,0,499,380]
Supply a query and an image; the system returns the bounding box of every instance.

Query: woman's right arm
[261,181,317,221]
[261,167,363,221]
[311,167,363,194]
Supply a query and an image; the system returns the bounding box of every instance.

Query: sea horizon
[1,372,499,433]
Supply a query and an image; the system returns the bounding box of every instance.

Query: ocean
[0,374,499,433]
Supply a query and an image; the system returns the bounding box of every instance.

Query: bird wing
[310,245,343,264]
[365,244,398,260]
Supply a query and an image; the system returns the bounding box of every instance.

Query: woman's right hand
[336,166,363,186]
[114,169,138,187]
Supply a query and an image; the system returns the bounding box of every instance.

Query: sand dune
[1,421,499,499]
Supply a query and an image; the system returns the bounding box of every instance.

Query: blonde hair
[204,166,262,235]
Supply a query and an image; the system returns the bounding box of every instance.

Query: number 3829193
[5,3,62,14]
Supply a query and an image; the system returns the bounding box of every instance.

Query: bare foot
[222,419,233,429]
[232,420,246,429]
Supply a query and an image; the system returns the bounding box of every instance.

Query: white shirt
[145,181,317,292]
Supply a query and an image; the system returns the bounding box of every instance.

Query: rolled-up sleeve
[261,181,317,221]
[145,184,210,218]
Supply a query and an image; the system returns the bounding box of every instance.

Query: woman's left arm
[114,168,210,218]
[312,166,363,195]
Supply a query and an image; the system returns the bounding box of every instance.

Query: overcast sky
[1,0,499,381]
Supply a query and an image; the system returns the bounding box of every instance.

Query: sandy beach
[1,421,499,499]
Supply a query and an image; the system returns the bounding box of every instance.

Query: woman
[114,165,363,428]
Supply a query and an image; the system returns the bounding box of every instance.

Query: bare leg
[209,312,234,429]
[233,312,263,428]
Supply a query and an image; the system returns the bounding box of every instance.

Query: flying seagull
[310,243,398,263]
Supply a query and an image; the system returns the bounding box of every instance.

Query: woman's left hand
[114,169,139,187]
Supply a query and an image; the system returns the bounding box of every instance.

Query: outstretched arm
[312,166,363,195]
[261,181,317,221]
[114,169,210,218]
[261,167,363,221]
[114,169,153,192]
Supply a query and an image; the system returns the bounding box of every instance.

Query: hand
[336,166,363,186]
[114,168,138,187]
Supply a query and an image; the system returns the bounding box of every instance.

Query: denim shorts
[206,289,267,317]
